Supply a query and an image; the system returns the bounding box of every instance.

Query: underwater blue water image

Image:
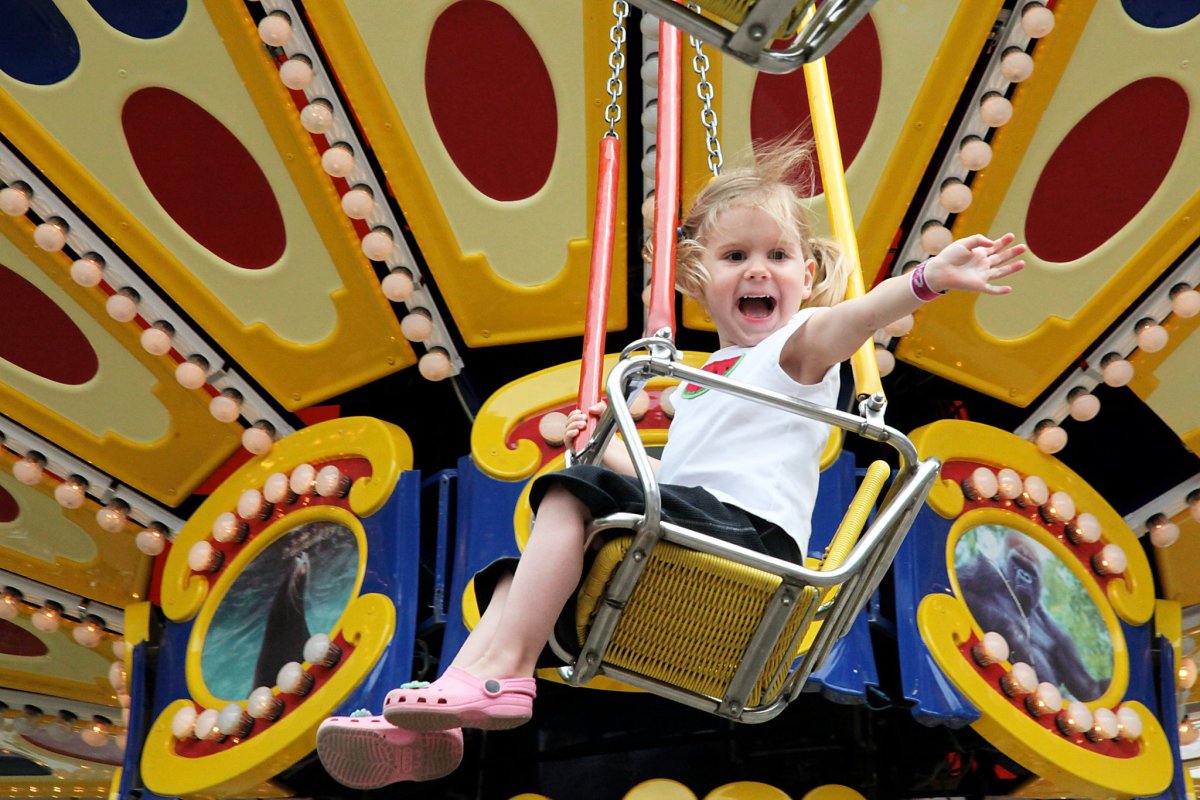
[202,521,360,701]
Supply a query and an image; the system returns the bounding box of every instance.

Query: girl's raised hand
[564,401,607,449]
[927,232,1026,295]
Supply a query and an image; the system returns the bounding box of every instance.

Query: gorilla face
[1005,541,1041,613]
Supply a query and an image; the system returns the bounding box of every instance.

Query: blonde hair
[672,136,851,310]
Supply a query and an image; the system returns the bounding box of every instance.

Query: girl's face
[699,204,815,348]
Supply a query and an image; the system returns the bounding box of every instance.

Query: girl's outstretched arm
[565,401,660,476]
[780,233,1026,384]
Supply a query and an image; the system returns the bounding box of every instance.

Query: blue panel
[1149,636,1187,800]
[120,639,149,798]
[893,505,979,728]
[1120,0,1200,28]
[0,0,80,85]
[86,0,186,39]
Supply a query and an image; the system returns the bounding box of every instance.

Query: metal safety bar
[554,342,939,721]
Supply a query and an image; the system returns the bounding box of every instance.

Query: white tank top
[657,309,839,553]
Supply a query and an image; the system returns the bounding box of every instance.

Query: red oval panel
[122,87,285,269]
[0,619,49,657]
[425,1,557,201]
[0,484,18,522]
[750,14,881,196]
[1027,78,1188,262]
[0,265,99,385]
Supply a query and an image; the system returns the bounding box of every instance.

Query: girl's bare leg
[446,572,512,670]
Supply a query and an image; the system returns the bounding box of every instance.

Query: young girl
[315,143,1025,788]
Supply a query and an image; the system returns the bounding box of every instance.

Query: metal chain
[604,0,629,137]
[688,3,723,175]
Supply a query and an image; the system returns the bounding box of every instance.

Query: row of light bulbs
[960,466,1128,575]
[0,181,284,458]
[970,629,1144,741]
[0,589,119,649]
[256,11,454,382]
[187,462,354,573]
[1,705,123,750]
[536,390,668,448]
[170,632,341,743]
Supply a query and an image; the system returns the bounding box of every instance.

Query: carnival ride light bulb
[400,309,434,343]
[340,185,375,220]
[980,93,1013,127]
[630,391,651,422]
[0,590,19,620]
[1088,707,1119,741]
[538,412,568,447]
[105,289,139,323]
[299,101,334,134]
[72,617,104,648]
[1000,48,1034,82]
[33,219,68,251]
[70,255,104,287]
[939,180,972,214]
[195,708,223,741]
[32,604,61,633]
[1115,706,1142,740]
[321,144,356,178]
[962,467,998,501]
[135,526,166,556]
[875,347,895,377]
[1065,511,1101,544]
[1056,700,1093,736]
[212,512,248,544]
[1033,422,1067,454]
[972,631,1009,667]
[1092,544,1127,576]
[242,422,275,456]
[1180,720,1200,746]
[1179,657,1197,690]
[217,704,252,738]
[80,719,108,748]
[96,502,129,533]
[1017,475,1049,507]
[237,489,272,521]
[1067,390,1100,422]
[209,391,242,424]
[171,706,198,740]
[110,639,125,660]
[278,56,313,91]
[883,314,914,338]
[920,222,953,255]
[1170,285,1200,318]
[257,12,292,46]
[1100,354,1133,387]
[995,468,1022,501]
[13,453,45,486]
[1022,2,1056,37]
[1041,490,1075,524]
[47,715,74,742]
[1000,662,1038,697]
[175,356,210,390]
[188,541,223,573]
[0,184,30,215]
[315,465,350,498]
[276,661,314,696]
[54,476,88,509]
[959,136,992,171]
[639,12,659,39]
[381,268,415,303]
[641,101,658,134]
[1025,682,1063,716]
[263,473,295,505]
[1147,514,1180,548]
[361,228,395,261]
[247,686,284,720]
[290,463,317,496]
[640,53,659,88]
[1135,319,1168,353]
[419,350,454,381]
[109,660,126,691]
[140,323,174,356]
[303,633,342,667]
[1190,490,1200,524]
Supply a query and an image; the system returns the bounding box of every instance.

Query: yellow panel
[0,215,241,504]
[0,1,414,410]
[0,611,120,707]
[0,723,115,799]
[899,0,1200,405]
[304,0,627,347]
[1128,309,1200,452]
[1153,512,1200,607]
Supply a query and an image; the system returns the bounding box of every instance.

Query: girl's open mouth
[738,295,776,319]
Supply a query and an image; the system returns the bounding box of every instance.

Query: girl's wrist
[910,259,946,302]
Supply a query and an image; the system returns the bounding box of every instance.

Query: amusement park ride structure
[0,0,1199,798]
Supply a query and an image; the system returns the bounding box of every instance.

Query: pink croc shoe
[382,667,536,731]
[316,712,463,789]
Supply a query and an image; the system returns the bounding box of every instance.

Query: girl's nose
[743,258,769,277]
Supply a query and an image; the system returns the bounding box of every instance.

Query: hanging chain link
[604,0,629,138]
[688,3,723,176]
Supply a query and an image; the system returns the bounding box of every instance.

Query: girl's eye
[724,251,745,262]
[769,249,788,261]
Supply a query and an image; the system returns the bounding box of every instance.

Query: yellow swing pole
[802,58,884,402]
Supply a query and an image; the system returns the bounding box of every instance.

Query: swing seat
[627,0,879,74]
[550,341,940,722]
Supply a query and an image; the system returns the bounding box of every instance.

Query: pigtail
[805,235,850,308]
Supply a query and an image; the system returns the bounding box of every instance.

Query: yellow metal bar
[802,57,883,400]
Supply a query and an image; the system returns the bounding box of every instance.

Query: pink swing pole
[645,18,682,341]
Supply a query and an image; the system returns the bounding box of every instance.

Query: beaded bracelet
[910,260,945,302]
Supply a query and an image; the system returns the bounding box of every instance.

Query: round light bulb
[538,412,568,447]
[1056,700,1093,736]
[321,144,355,178]
[95,502,128,533]
[13,453,45,486]
[0,591,19,620]
[187,541,223,573]
[217,704,252,737]
[109,660,126,691]
[1115,706,1142,740]
[247,686,284,721]
[1101,355,1133,387]
[1067,391,1100,422]
[299,101,334,134]
[1135,320,1168,353]
[72,617,104,648]
[33,219,68,251]
[640,13,659,39]
[1042,490,1075,524]
[1189,490,1200,524]
[939,180,972,214]
[1147,515,1180,548]
[105,290,139,323]
[875,347,895,377]
[361,228,395,260]
[212,511,248,544]
[278,56,313,90]
[1170,286,1200,318]
[209,392,242,424]
[1022,3,1056,38]
[80,719,108,748]
[257,12,292,46]
[110,639,126,660]
[1000,49,1034,82]
[303,633,342,667]
[1092,543,1127,576]
[1066,511,1101,544]
[959,137,992,171]
[996,468,1023,500]
[171,705,198,740]
[32,604,61,633]
[140,324,174,356]
[135,526,166,556]
[641,101,658,134]
[1178,657,1197,690]
[1180,720,1199,746]
[1018,475,1049,507]
[263,473,295,505]
[340,186,375,220]
[290,464,317,496]
[276,661,313,695]
[1025,681,1063,716]
[980,94,1013,127]
[962,467,998,501]
[315,465,350,498]
[1089,707,1119,741]
[630,391,650,422]
[883,314,914,338]
[236,489,271,521]
[47,716,74,742]
[194,708,223,741]
[0,184,31,216]
[972,631,1009,666]
[1000,661,1038,697]
[400,310,434,342]
[660,387,678,419]
[175,357,209,390]
[920,223,953,255]
[54,477,87,509]
[381,268,415,302]
[70,255,104,287]
[418,349,454,381]
[640,54,659,88]
[242,422,275,455]
[1033,423,1067,454]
